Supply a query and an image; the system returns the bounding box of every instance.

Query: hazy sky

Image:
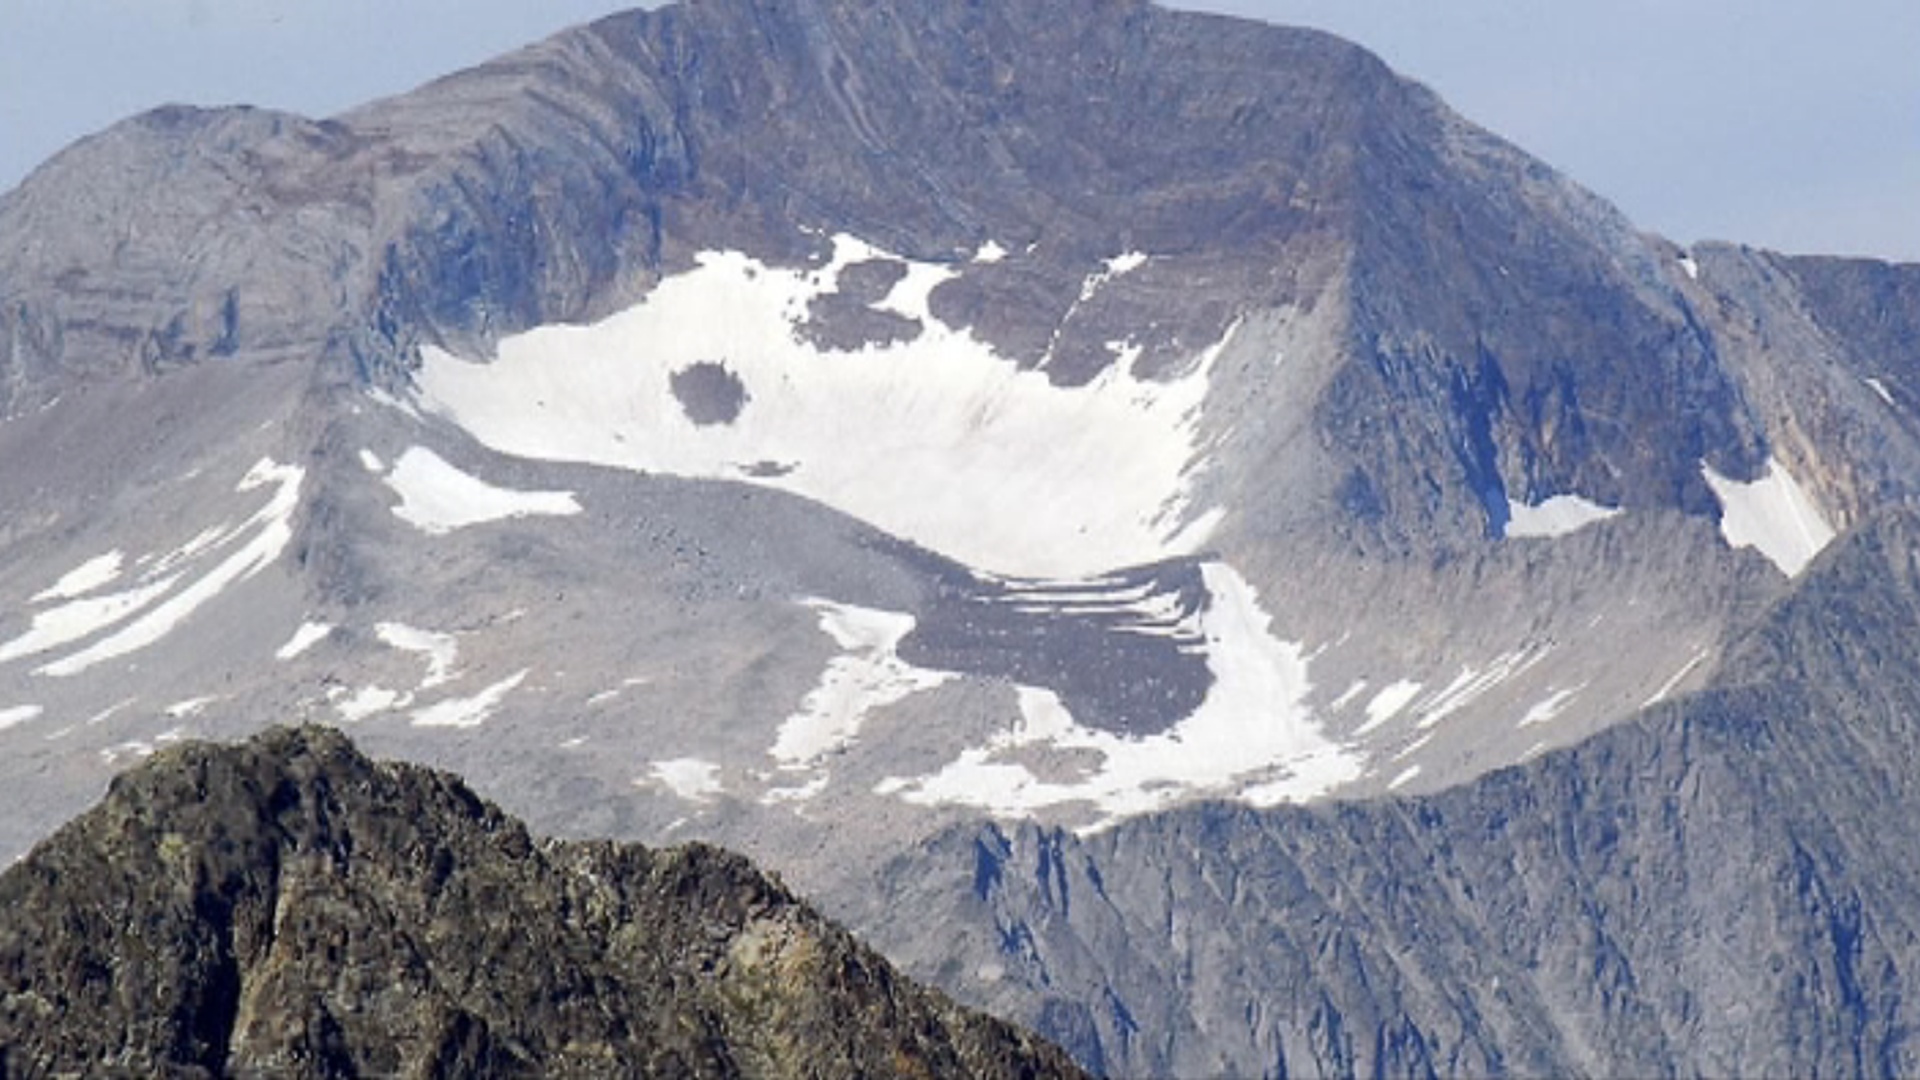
[1,1,1913,261]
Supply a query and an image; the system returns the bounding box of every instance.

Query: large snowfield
[416,235,1226,580]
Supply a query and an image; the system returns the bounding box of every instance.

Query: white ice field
[415,234,1224,581]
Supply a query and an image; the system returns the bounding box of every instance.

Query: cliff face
[0,726,1087,1078]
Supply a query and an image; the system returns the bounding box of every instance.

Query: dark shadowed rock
[0,726,1089,1079]
[671,360,751,426]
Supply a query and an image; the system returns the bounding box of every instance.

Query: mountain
[0,724,1088,1078]
[1,0,1918,1075]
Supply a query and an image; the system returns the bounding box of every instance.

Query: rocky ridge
[0,724,1088,1078]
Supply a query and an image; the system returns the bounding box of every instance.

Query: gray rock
[851,507,1920,1077]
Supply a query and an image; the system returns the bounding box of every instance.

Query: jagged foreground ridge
[0,725,1088,1078]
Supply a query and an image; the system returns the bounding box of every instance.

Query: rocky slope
[852,506,1920,1076]
[0,725,1088,1078]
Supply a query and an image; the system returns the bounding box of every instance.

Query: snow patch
[974,240,1009,264]
[772,600,952,771]
[367,386,421,419]
[337,686,406,723]
[37,459,304,677]
[1679,252,1700,281]
[375,622,459,689]
[415,235,1229,578]
[384,446,581,535]
[1702,457,1835,576]
[1355,680,1422,736]
[275,621,333,661]
[1388,765,1421,791]
[1064,250,1151,309]
[0,705,43,731]
[763,773,831,805]
[1505,494,1621,539]
[165,696,218,719]
[411,670,527,729]
[1519,687,1580,727]
[885,563,1363,828]
[649,758,724,802]
[1866,377,1896,406]
[0,576,181,665]
[99,728,186,767]
[32,552,124,602]
[358,448,386,473]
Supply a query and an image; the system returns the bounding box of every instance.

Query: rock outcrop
[0,726,1088,1078]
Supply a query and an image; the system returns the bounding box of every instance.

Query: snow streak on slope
[879,564,1362,829]
[31,552,124,602]
[415,235,1228,579]
[1702,457,1835,577]
[0,577,181,665]
[13,460,304,678]
[381,446,581,535]
[1413,645,1553,730]
[410,670,528,729]
[275,621,333,661]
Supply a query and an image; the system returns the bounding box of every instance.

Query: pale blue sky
[2,1,1913,261]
